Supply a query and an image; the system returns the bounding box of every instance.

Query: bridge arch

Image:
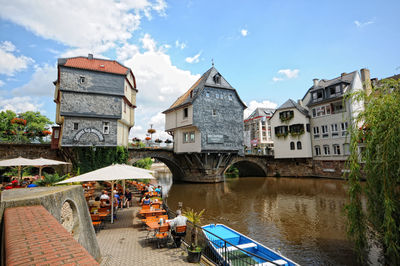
[224,156,268,177]
[128,149,185,182]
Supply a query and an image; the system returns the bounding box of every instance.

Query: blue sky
[0,0,399,140]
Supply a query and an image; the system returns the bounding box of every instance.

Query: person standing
[124,189,132,208]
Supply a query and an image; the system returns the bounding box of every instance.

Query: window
[274,126,288,136]
[190,91,193,98]
[312,108,316,117]
[79,76,85,84]
[331,123,339,137]
[316,106,326,117]
[54,129,59,139]
[290,142,295,150]
[321,125,329,138]
[212,109,217,116]
[279,110,294,121]
[183,108,188,118]
[312,90,323,102]
[332,101,345,113]
[183,131,195,143]
[228,94,233,101]
[73,123,78,130]
[124,102,127,113]
[213,74,221,84]
[313,126,320,139]
[289,124,304,135]
[306,124,310,132]
[103,122,110,134]
[323,145,330,155]
[297,141,302,150]
[341,122,348,136]
[333,144,341,155]
[206,91,210,97]
[315,145,321,156]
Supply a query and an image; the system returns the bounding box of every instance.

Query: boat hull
[202,224,298,266]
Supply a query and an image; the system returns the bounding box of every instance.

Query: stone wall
[313,159,347,178]
[194,86,245,155]
[266,157,314,177]
[61,117,118,146]
[0,186,101,261]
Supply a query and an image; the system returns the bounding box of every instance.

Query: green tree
[133,157,153,169]
[225,165,239,178]
[345,78,400,264]
[34,173,68,187]
[0,110,52,143]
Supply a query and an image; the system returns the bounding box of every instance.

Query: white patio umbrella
[0,157,35,180]
[30,157,70,179]
[58,164,155,223]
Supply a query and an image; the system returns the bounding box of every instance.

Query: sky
[0,0,399,141]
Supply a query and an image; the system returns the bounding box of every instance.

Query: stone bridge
[128,148,275,183]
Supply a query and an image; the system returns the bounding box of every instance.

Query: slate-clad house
[53,54,137,147]
[163,66,246,155]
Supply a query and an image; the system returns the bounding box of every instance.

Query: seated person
[100,190,110,200]
[92,196,101,209]
[167,210,187,248]
[141,194,151,205]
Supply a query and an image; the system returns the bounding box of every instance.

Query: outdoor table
[139,208,166,218]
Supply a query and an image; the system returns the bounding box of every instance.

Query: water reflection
[158,176,362,265]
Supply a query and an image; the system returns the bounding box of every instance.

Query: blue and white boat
[202,224,298,266]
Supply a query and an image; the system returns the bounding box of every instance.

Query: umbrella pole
[18,166,21,181]
[111,180,114,224]
[39,166,43,180]
[123,180,126,207]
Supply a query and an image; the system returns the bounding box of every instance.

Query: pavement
[96,204,193,266]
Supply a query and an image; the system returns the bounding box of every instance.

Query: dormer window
[312,90,323,102]
[206,91,210,97]
[213,74,221,84]
[183,108,188,118]
[79,76,85,84]
[190,91,193,98]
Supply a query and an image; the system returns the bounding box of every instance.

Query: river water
[158,176,362,266]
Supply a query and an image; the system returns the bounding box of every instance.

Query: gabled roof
[309,71,357,92]
[58,56,130,76]
[163,66,246,113]
[276,99,309,116]
[245,107,275,120]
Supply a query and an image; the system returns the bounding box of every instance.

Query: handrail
[166,208,280,266]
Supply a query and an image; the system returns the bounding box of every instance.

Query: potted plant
[183,208,205,263]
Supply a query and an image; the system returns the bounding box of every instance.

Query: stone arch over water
[128,149,185,182]
[225,156,268,177]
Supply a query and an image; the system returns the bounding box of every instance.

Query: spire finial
[211,58,214,67]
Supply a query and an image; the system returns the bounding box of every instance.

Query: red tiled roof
[63,57,129,75]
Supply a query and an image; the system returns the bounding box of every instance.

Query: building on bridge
[163,66,246,156]
[244,108,275,155]
[53,54,137,148]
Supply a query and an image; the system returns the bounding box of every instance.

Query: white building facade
[270,99,313,159]
[244,108,274,155]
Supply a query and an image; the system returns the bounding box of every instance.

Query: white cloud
[240,29,248,37]
[0,41,34,76]
[272,77,283,82]
[273,68,299,82]
[244,100,278,118]
[12,64,57,97]
[175,40,186,50]
[278,69,299,79]
[354,18,375,28]
[0,96,43,113]
[0,80,4,87]
[185,52,201,64]
[116,43,140,61]
[123,34,200,140]
[0,0,167,51]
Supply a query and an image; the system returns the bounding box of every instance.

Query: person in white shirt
[100,191,110,200]
[167,210,187,248]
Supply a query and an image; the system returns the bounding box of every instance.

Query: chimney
[88,53,93,60]
[313,79,319,87]
[341,72,347,78]
[360,68,372,96]
[297,99,303,106]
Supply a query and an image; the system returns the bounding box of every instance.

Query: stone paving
[97,205,193,266]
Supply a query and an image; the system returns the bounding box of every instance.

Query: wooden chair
[91,214,102,232]
[155,224,170,248]
[171,225,187,248]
